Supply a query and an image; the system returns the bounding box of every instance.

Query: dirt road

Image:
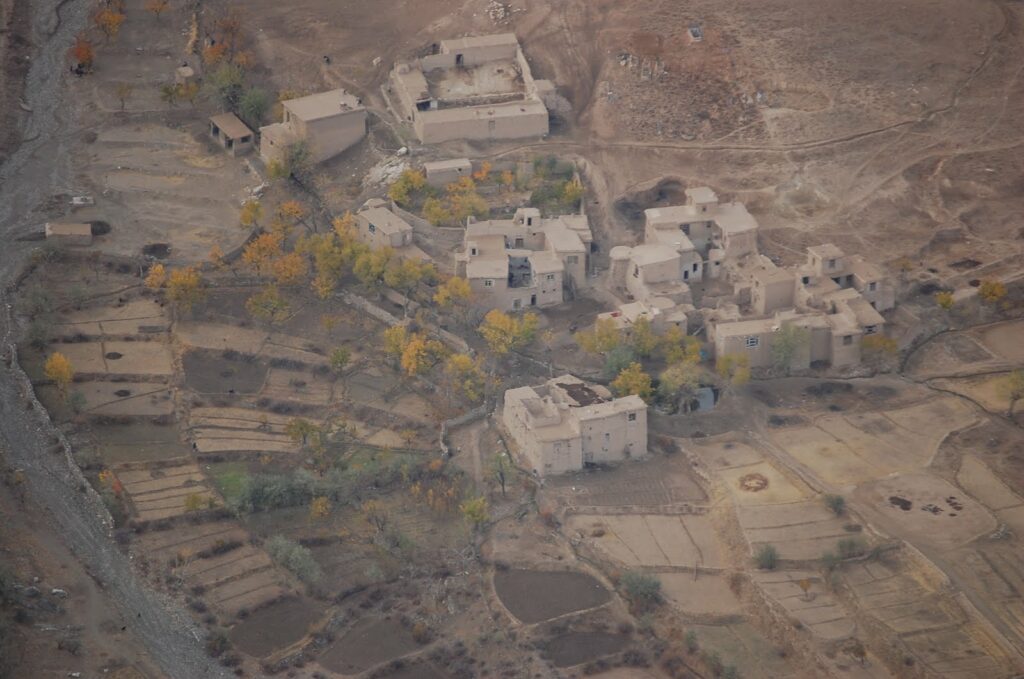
[0,0,233,677]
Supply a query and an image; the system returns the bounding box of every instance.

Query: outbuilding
[209,113,254,156]
[45,222,93,246]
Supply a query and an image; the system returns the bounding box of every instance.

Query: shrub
[823,494,846,516]
[620,571,662,608]
[755,544,778,570]
[265,535,322,584]
[837,537,866,559]
[684,630,699,654]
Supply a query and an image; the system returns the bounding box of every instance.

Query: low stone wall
[439,403,488,457]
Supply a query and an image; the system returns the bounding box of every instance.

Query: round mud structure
[739,473,769,492]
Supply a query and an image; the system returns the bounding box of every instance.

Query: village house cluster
[191,32,898,477]
[455,207,593,312]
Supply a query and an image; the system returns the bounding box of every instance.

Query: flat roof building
[45,222,93,246]
[209,113,254,157]
[260,89,367,165]
[503,375,648,476]
[388,34,552,144]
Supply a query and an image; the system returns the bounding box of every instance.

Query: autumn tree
[144,263,167,289]
[628,317,658,358]
[472,161,492,183]
[979,279,1007,305]
[479,310,538,356]
[239,199,262,229]
[115,83,133,111]
[382,326,409,363]
[94,7,126,41]
[500,170,515,192]
[271,251,309,286]
[145,0,168,21]
[447,177,488,223]
[423,197,452,226]
[562,177,585,207]
[575,317,621,356]
[459,496,489,529]
[434,277,473,323]
[861,334,898,369]
[44,352,75,399]
[387,169,426,206]
[309,496,331,522]
[208,244,227,271]
[183,493,205,512]
[353,248,394,290]
[611,362,653,402]
[716,353,751,386]
[166,267,205,313]
[659,325,702,365]
[935,291,954,310]
[443,353,486,403]
[70,35,94,71]
[246,286,290,324]
[241,232,284,276]
[1000,370,1024,418]
[400,333,446,377]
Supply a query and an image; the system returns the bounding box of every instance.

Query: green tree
[603,345,636,380]
[611,362,653,402]
[771,323,810,374]
[265,535,321,584]
[330,347,350,373]
[620,571,662,610]
[245,285,290,324]
[824,494,846,516]
[755,544,778,570]
[286,418,318,446]
[658,361,703,412]
[238,87,270,128]
[491,453,510,497]
[205,62,245,110]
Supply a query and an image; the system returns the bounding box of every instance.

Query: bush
[755,544,778,570]
[684,629,699,654]
[823,494,846,516]
[837,538,866,559]
[265,535,322,584]
[620,571,662,608]
[205,629,230,657]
